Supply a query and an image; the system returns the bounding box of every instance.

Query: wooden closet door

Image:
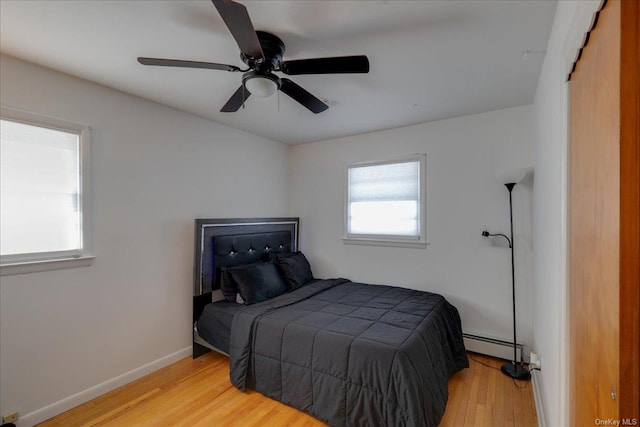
[618,0,640,418]
[569,0,620,422]
[569,0,639,424]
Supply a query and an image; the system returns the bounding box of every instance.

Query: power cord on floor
[512,378,529,389]
[468,354,531,389]
[468,354,501,371]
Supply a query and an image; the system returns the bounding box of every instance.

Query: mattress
[197,300,243,354]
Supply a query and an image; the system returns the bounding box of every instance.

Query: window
[344,154,427,248]
[0,107,93,274]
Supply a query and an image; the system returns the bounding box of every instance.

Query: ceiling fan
[137,0,370,114]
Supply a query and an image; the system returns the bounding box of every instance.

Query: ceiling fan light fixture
[243,72,280,97]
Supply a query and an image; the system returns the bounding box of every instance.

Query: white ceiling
[0,0,557,145]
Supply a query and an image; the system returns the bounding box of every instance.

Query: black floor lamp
[482,173,530,381]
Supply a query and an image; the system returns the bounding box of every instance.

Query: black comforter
[229,279,468,427]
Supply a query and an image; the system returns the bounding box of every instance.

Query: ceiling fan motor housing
[241,31,285,71]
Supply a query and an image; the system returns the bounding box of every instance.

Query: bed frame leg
[193,342,211,359]
[193,292,213,359]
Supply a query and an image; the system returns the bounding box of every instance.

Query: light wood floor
[37,351,536,427]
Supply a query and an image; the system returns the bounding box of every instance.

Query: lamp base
[501,361,531,380]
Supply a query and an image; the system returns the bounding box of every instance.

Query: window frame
[0,106,94,275]
[343,154,428,248]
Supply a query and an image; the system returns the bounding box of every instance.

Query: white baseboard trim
[531,369,546,427]
[17,346,192,427]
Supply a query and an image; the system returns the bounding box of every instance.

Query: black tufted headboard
[193,217,299,297]
[192,217,299,358]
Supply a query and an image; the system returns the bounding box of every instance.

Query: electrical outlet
[529,352,541,370]
[3,410,19,423]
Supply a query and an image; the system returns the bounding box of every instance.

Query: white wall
[531,1,601,426]
[0,54,289,425]
[290,105,535,351]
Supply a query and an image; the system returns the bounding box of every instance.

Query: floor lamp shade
[498,168,528,185]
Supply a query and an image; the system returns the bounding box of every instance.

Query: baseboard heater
[463,333,524,363]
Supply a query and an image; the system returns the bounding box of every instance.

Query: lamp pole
[482,182,530,380]
[502,182,530,380]
[506,183,518,368]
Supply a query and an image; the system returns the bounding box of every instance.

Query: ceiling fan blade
[211,0,264,59]
[220,85,251,112]
[137,57,240,72]
[280,55,369,75]
[280,79,329,114]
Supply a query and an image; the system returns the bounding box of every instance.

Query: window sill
[342,238,428,249]
[0,256,95,276]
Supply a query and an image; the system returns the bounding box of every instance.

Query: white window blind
[0,113,91,265]
[346,156,425,244]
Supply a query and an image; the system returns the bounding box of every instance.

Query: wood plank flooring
[37,352,536,426]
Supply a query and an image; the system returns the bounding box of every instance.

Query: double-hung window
[0,107,93,274]
[344,154,427,248]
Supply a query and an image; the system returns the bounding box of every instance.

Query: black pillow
[275,252,314,290]
[219,267,238,303]
[228,260,287,305]
[219,257,274,303]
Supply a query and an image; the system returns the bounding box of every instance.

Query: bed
[193,218,468,427]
